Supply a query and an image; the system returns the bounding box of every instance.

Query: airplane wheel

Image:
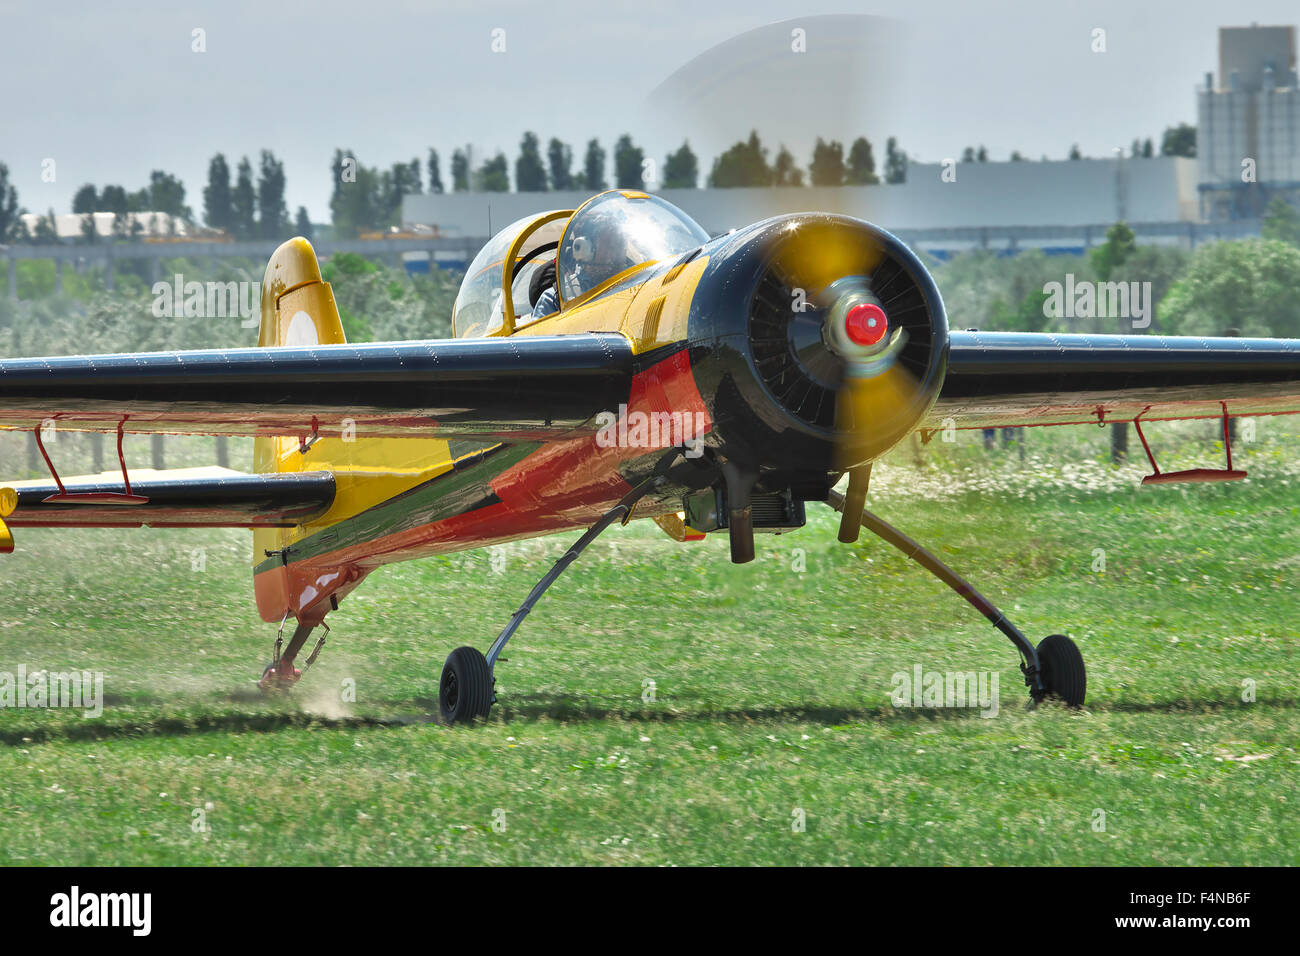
[439,646,493,724]
[1033,634,1086,707]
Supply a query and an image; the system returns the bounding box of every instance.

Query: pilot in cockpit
[530,212,634,319]
[529,260,560,319]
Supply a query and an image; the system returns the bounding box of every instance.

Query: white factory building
[17,210,193,241]
[403,156,1201,262]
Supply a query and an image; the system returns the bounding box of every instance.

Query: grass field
[1,421,1298,865]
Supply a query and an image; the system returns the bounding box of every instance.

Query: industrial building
[402,157,1206,262]
[17,211,192,240]
[1198,24,1300,219]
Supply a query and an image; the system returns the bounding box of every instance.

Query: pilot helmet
[571,210,627,269]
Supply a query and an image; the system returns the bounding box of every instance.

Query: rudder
[253,237,346,621]
[257,237,346,348]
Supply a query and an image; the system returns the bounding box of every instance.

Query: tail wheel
[439,646,494,724]
[1033,634,1086,707]
[258,661,301,695]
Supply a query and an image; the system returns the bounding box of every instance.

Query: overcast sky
[1,0,1297,222]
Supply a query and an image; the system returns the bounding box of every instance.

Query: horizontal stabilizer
[1,467,335,529]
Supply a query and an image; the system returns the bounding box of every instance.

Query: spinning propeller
[753,221,936,542]
[645,13,943,554]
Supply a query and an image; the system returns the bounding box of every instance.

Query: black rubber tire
[1034,634,1086,707]
[439,646,494,724]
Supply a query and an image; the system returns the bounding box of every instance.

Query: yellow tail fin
[255,236,345,475]
[253,238,345,612]
[257,237,346,348]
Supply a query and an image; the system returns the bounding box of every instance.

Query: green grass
[1,422,1298,865]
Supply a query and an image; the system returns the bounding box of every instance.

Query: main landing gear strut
[437,475,666,724]
[435,469,1084,723]
[825,488,1086,708]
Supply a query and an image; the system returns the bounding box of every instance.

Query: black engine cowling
[685,213,950,489]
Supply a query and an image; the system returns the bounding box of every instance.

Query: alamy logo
[1043,274,1152,329]
[50,886,151,936]
[0,666,103,717]
[890,664,1000,718]
[594,405,706,458]
[152,274,260,326]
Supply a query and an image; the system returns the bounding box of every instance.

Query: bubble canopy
[452,211,569,338]
[557,192,709,304]
[451,192,709,337]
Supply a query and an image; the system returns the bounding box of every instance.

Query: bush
[1160,239,1300,337]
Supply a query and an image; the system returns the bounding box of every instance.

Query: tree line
[963,123,1197,164]
[0,151,307,244]
[0,132,912,243]
[0,122,1203,244]
[327,131,910,236]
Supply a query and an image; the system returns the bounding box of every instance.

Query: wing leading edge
[0,333,634,441]
[927,332,1300,429]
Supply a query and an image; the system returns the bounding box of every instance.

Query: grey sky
[1,0,1296,222]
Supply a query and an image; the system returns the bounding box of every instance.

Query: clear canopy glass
[452,212,569,337]
[556,192,709,303]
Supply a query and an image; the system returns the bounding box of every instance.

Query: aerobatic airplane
[2,189,1298,722]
